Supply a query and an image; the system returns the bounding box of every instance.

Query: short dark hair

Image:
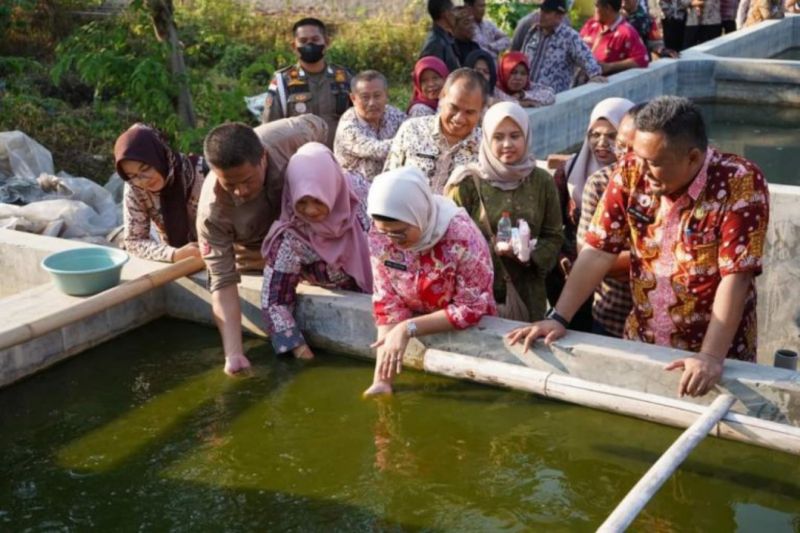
[428,0,454,21]
[442,67,488,105]
[292,17,326,36]
[203,123,264,170]
[625,101,647,120]
[597,0,623,10]
[351,70,388,92]
[463,0,477,5]
[635,96,708,152]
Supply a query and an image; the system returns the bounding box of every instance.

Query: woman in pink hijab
[260,142,373,360]
[407,56,449,118]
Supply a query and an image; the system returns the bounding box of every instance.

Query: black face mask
[297,43,325,63]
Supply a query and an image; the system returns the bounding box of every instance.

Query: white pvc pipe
[597,394,736,533]
[421,350,800,455]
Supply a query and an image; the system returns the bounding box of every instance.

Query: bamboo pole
[421,349,800,456]
[597,394,736,533]
[0,256,204,351]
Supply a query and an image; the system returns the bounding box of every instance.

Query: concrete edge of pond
[528,15,800,158]
[1,228,800,449]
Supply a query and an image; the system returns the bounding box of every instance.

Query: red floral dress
[369,211,497,328]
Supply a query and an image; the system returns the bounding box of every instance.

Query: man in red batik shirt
[509,96,769,399]
[580,0,650,75]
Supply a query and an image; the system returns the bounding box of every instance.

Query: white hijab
[445,101,537,193]
[368,167,462,253]
[566,97,634,213]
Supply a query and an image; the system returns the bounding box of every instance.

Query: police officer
[262,17,352,148]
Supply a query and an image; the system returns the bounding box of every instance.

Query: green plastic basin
[41,247,129,296]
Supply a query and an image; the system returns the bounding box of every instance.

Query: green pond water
[772,47,800,61]
[699,103,800,186]
[2,319,799,531]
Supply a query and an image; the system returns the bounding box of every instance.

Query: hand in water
[371,323,411,381]
[224,353,251,376]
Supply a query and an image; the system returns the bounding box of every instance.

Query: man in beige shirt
[197,116,328,375]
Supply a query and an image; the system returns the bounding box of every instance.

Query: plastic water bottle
[511,228,521,256]
[518,219,531,262]
[497,211,512,243]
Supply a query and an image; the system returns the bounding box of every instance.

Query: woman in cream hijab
[548,97,634,332]
[363,167,496,396]
[446,101,563,322]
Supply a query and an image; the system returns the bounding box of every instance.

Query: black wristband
[546,308,570,328]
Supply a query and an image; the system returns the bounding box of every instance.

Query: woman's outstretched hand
[370,322,411,381]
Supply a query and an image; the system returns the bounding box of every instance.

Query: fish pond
[2,319,799,531]
[699,103,800,186]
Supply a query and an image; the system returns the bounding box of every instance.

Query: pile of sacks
[0,131,124,244]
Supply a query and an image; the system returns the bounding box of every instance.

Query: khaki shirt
[197,115,328,292]
[262,64,351,148]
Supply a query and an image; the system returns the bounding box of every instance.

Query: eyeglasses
[588,130,617,142]
[614,143,632,159]
[374,227,409,240]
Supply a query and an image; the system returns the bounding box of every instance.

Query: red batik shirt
[584,148,769,361]
[580,16,650,68]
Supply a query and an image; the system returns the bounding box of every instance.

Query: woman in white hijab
[363,167,497,396]
[548,97,634,332]
[445,101,563,323]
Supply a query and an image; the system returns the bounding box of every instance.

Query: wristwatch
[545,308,570,328]
[405,320,418,338]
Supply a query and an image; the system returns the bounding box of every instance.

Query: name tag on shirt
[415,152,438,160]
[384,260,408,271]
[627,206,654,224]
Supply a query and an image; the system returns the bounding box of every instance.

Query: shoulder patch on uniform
[334,68,347,83]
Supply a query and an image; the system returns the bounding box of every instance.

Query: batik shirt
[370,211,496,328]
[576,165,633,338]
[261,173,370,355]
[580,16,650,67]
[494,85,556,107]
[625,4,666,53]
[384,115,481,194]
[473,18,512,59]
[408,103,436,118]
[123,157,206,262]
[583,148,769,360]
[334,105,406,181]
[521,23,603,93]
[686,0,721,25]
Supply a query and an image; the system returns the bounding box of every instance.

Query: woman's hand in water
[371,323,411,380]
[174,242,201,261]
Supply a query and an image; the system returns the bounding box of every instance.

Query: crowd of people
[113,7,774,399]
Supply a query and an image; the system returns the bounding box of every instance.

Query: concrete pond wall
[2,228,800,430]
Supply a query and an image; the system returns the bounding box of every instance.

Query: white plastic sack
[0,199,108,238]
[104,172,125,204]
[0,131,54,180]
[245,92,268,120]
[56,173,122,230]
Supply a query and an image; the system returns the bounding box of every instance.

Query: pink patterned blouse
[369,211,497,328]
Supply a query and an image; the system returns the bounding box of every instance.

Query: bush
[3,0,429,182]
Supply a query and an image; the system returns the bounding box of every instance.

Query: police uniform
[261,63,352,148]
